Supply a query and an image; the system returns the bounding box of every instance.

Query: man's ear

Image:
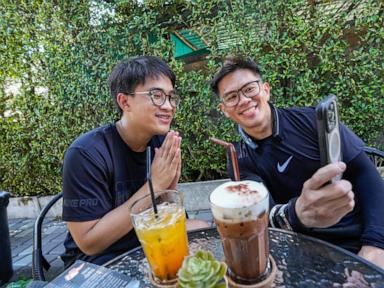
[219,103,229,118]
[116,93,130,111]
[261,82,271,101]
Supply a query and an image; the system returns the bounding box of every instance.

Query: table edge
[104,227,384,275]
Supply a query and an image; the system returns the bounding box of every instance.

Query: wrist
[288,198,309,232]
[168,182,178,190]
[150,181,163,194]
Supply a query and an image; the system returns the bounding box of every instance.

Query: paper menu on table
[45,260,139,288]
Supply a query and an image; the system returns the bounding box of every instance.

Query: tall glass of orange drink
[130,190,189,286]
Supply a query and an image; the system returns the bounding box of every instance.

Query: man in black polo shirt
[210,56,384,268]
[62,56,207,267]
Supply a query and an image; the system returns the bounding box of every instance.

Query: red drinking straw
[209,137,240,181]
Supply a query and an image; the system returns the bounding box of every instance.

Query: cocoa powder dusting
[226,184,258,195]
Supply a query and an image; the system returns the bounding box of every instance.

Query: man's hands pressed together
[152,131,209,231]
[151,131,181,191]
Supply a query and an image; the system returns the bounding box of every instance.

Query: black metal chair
[32,192,63,281]
[364,146,384,179]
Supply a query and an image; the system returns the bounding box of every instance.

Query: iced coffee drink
[210,180,270,285]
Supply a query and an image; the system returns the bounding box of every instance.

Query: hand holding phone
[316,95,343,182]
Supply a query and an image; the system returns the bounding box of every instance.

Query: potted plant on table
[177,250,227,288]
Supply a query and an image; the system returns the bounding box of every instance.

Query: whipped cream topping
[210,181,269,221]
[210,181,268,208]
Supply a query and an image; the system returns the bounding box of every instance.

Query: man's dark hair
[108,56,176,113]
[210,56,263,96]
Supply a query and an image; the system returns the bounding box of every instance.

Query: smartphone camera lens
[327,105,336,131]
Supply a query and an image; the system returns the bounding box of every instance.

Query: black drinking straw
[146,146,158,215]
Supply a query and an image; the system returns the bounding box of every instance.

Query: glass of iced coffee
[130,190,189,287]
[210,180,272,286]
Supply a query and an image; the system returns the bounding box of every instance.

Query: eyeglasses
[126,89,180,108]
[221,80,261,107]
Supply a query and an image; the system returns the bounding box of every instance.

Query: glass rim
[130,189,181,216]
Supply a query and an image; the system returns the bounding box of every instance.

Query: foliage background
[1,0,383,196]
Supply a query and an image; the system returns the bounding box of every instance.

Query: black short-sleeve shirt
[61,123,164,266]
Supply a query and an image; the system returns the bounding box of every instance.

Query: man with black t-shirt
[62,56,208,267]
[210,56,384,268]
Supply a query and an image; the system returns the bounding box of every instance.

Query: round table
[105,228,384,287]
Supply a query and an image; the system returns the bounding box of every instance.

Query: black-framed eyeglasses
[221,80,261,107]
[126,88,180,108]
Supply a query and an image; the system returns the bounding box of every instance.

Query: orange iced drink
[131,191,189,285]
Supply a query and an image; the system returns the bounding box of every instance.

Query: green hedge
[1,0,383,196]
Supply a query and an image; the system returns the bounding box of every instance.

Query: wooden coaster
[226,256,277,288]
[147,270,177,288]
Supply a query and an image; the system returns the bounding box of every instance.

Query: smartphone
[316,95,342,182]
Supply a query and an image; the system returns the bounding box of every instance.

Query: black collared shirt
[228,103,384,252]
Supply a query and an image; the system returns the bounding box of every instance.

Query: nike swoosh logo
[277,156,293,173]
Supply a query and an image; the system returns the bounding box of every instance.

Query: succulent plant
[177,250,227,288]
